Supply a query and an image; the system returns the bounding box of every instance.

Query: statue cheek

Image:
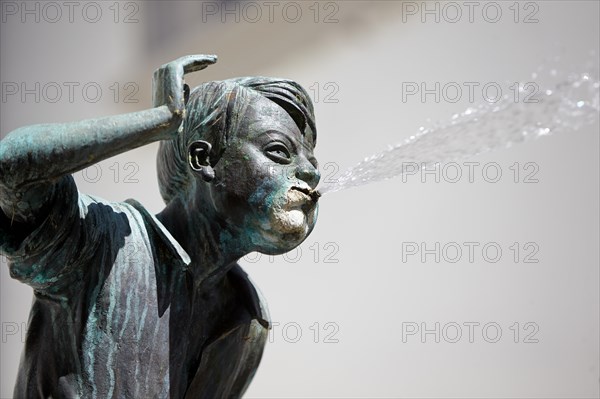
[247,180,281,218]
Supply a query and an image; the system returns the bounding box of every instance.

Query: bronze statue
[0,55,320,398]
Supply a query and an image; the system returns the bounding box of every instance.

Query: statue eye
[265,143,291,163]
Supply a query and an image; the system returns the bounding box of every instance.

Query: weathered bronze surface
[0,55,320,398]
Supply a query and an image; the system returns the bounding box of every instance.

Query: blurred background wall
[1,1,599,397]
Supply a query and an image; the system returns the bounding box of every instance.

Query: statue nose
[295,165,320,188]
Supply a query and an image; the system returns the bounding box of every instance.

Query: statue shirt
[0,175,270,398]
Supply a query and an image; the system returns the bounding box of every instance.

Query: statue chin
[254,206,317,255]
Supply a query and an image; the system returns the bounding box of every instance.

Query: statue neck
[156,195,249,290]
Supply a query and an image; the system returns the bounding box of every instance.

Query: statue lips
[308,189,321,202]
[289,187,319,207]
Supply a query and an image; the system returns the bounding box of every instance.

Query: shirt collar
[125,198,191,316]
[123,199,269,326]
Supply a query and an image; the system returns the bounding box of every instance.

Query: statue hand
[152,54,217,137]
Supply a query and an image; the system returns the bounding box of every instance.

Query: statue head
[157,77,319,255]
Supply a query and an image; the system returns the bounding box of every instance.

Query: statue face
[207,94,320,255]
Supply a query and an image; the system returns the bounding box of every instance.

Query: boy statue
[0,55,320,398]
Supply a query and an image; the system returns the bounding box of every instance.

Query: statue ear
[188,140,215,182]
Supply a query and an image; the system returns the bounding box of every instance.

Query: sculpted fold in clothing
[0,55,319,398]
[1,176,269,398]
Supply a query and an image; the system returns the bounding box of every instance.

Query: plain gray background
[1,1,599,397]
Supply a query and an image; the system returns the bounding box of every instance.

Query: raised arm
[0,55,216,225]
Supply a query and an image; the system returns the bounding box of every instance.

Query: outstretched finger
[176,54,218,74]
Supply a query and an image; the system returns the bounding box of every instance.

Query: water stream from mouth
[318,56,599,195]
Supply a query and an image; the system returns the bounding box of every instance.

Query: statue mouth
[292,186,320,202]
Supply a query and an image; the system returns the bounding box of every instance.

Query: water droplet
[538,127,550,136]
